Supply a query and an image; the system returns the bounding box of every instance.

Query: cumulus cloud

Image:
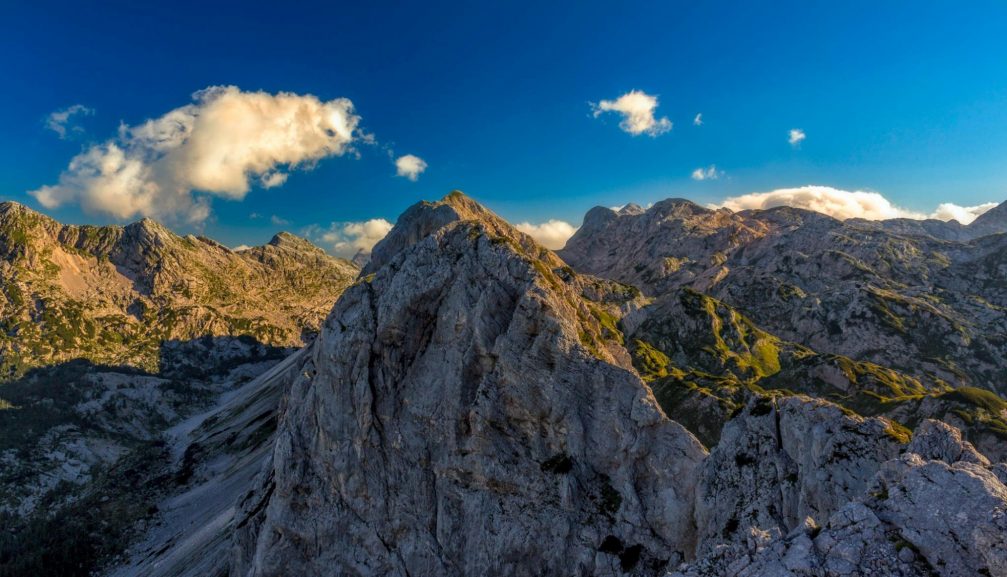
[270,215,290,226]
[395,154,427,181]
[715,185,997,224]
[691,165,722,181]
[591,90,672,137]
[306,218,394,258]
[788,128,806,146]
[46,104,94,139]
[693,113,703,126]
[232,244,252,251]
[30,86,363,223]
[515,220,578,250]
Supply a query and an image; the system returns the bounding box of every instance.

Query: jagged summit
[224,188,704,577]
[266,230,320,252]
[364,190,562,274]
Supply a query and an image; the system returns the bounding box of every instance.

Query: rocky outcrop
[672,414,1007,577]
[231,194,708,577]
[693,396,904,558]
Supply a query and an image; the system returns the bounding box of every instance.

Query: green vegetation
[630,339,672,381]
[0,442,170,577]
[936,387,1007,439]
[627,288,974,447]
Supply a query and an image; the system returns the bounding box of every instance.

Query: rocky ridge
[100,192,1007,577]
[561,199,1007,456]
[0,201,359,376]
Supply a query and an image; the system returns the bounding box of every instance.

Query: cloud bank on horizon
[716,186,996,224]
[30,86,364,223]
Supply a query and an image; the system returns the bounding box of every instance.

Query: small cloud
[514,220,578,250]
[788,128,806,147]
[395,154,427,181]
[233,244,252,251]
[306,218,394,258]
[45,104,94,139]
[691,165,722,181]
[591,90,672,137]
[260,171,288,189]
[249,212,262,220]
[270,215,290,226]
[693,113,703,126]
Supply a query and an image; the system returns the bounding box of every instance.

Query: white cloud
[46,104,94,139]
[270,215,290,226]
[233,244,252,251]
[307,218,394,258]
[929,202,998,224]
[591,90,672,137]
[693,113,703,126]
[515,220,578,250]
[691,165,722,181]
[395,154,427,181]
[788,128,806,146]
[715,185,997,224]
[30,86,363,223]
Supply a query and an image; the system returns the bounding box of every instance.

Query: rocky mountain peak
[648,197,711,218]
[267,231,318,252]
[364,190,552,275]
[228,193,707,576]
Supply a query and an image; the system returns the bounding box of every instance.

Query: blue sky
[3,0,1007,252]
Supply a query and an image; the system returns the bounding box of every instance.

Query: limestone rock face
[672,416,1007,577]
[693,396,903,558]
[233,195,707,577]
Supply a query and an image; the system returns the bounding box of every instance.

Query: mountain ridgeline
[4,193,1007,577]
[0,201,358,376]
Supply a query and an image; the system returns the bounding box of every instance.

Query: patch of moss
[884,419,913,444]
[631,339,671,381]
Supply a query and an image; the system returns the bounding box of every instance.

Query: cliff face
[233,193,707,576]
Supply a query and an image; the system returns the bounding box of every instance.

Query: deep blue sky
[3,0,1007,248]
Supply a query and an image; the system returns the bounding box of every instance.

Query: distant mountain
[104,193,1007,577]
[0,201,358,377]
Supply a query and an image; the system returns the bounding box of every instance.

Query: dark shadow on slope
[0,334,292,577]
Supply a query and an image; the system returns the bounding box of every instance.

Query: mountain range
[3,192,1007,576]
